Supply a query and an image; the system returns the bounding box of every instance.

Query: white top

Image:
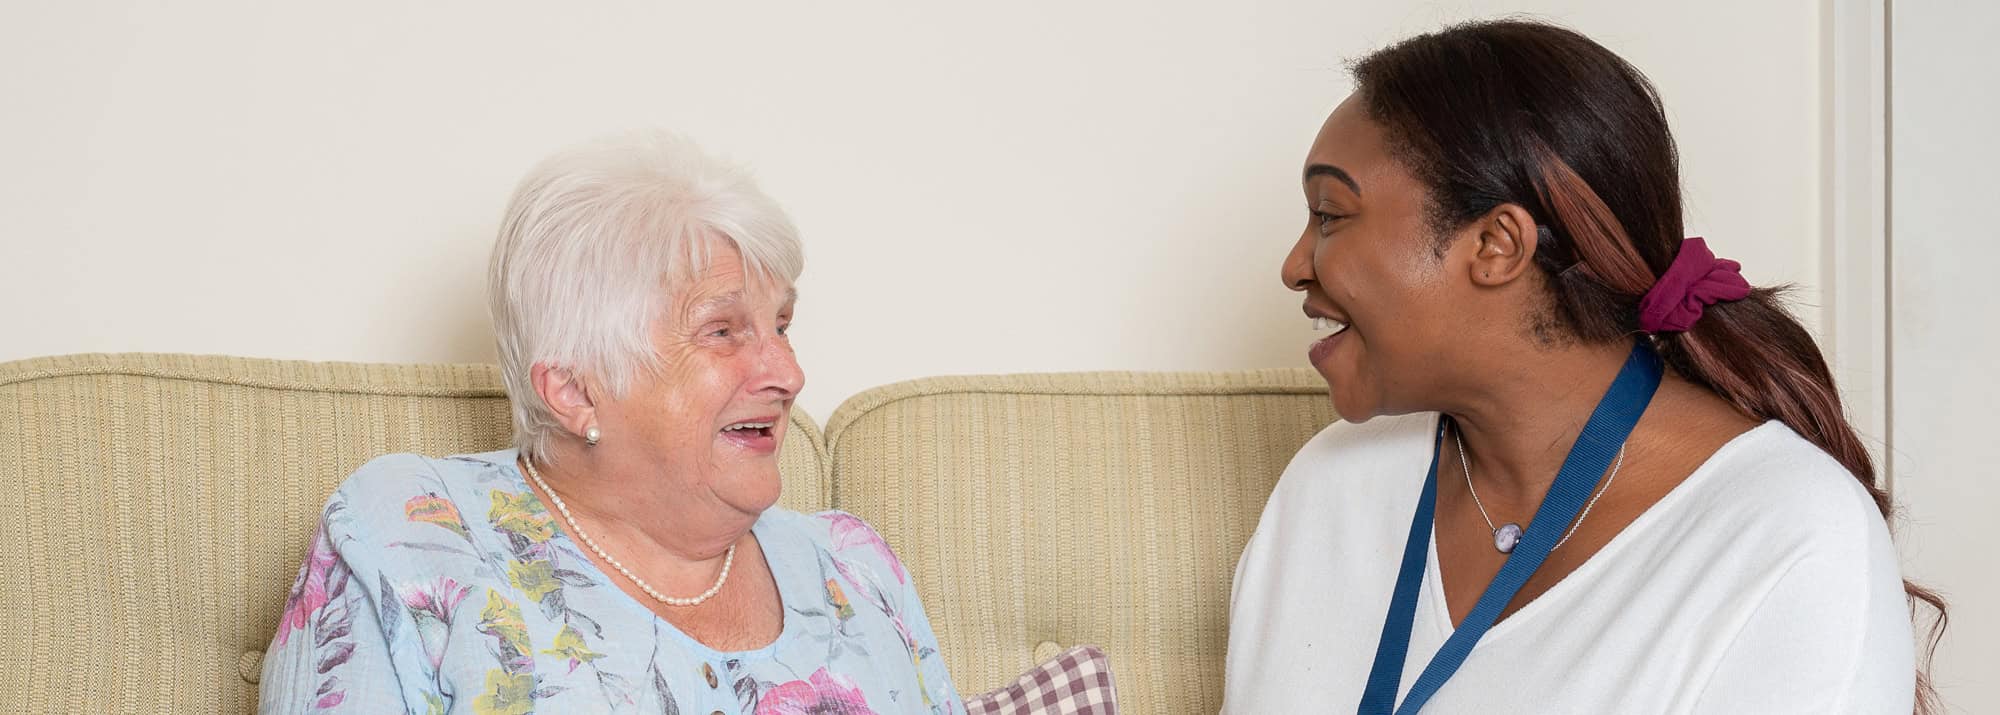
[1224,413,1914,714]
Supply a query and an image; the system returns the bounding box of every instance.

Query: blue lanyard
[1357,342,1663,714]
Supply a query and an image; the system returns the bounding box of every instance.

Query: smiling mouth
[1307,314,1351,365]
[720,420,776,440]
[719,417,781,454]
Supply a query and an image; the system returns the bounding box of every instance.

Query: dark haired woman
[1224,20,1941,714]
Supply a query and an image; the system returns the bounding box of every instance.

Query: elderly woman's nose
[755,335,805,396]
[1281,230,1317,291]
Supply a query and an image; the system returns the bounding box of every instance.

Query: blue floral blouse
[260,450,962,714]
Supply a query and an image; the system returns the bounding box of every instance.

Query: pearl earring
[585,426,600,446]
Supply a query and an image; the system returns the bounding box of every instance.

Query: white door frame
[1820,0,1894,491]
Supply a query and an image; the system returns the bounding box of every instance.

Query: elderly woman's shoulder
[338,449,505,490]
[759,508,891,550]
[761,508,914,584]
[320,450,516,522]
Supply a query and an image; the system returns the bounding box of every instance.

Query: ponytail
[1659,291,1949,712]
[1539,150,1949,713]
[1539,146,1950,714]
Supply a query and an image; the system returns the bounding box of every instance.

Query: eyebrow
[690,286,798,316]
[1303,163,1362,196]
[689,291,743,317]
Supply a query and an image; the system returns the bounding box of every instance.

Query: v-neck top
[1224,412,1913,714]
[260,449,961,714]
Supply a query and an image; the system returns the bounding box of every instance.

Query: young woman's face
[1280,96,1471,421]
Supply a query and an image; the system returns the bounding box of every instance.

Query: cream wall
[1891,2,2000,711]
[0,1,1827,422]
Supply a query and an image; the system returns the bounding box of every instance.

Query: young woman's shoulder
[1267,411,1440,506]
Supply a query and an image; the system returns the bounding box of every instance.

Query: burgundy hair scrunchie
[1636,237,1751,333]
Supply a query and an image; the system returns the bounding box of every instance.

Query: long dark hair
[1351,19,1945,711]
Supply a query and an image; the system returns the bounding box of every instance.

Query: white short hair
[487,131,803,460]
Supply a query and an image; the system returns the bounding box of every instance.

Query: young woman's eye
[1314,210,1347,227]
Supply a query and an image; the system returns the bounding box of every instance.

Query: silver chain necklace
[522,457,735,607]
[1454,423,1625,554]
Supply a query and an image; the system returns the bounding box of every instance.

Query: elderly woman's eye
[777,322,791,336]
[709,327,731,338]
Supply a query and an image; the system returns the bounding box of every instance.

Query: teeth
[723,422,774,431]
[1312,316,1349,333]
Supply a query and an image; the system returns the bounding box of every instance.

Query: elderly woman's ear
[530,362,598,443]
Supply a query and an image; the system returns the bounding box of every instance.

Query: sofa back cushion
[0,353,826,713]
[822,370,1336,715]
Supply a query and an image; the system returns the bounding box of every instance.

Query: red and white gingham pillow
[963,645,1118,715]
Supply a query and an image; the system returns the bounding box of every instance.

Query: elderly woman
[1225,21,1943,714]
[261,133,961,714]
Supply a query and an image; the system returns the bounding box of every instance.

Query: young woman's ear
[1467,203,1541,287]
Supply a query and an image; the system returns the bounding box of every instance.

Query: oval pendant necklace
[1454,423,1625,554]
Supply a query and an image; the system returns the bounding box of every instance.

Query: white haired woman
[260,133,962,714]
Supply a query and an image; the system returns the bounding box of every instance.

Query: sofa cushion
[823,370,1335,715]
[0,353,826,713]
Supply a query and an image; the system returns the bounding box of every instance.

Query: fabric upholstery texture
[824,371,1336,715]
[1,354,1334,714]
[0,353,824,713]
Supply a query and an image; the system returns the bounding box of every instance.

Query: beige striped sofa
[0,353,1336,713]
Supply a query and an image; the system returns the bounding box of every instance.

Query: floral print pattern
[273,505,360,710]
[259,450,961,714]
[755,668,878,715]
[276,525,339,646]
[401,576,472,676]
[824,511,908,585]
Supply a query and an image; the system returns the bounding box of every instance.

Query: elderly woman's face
[1280,96,1465,421]
[593,241,803,515]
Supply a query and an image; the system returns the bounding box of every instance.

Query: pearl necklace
[1454,423,1624,554]
[521,457,735,607]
